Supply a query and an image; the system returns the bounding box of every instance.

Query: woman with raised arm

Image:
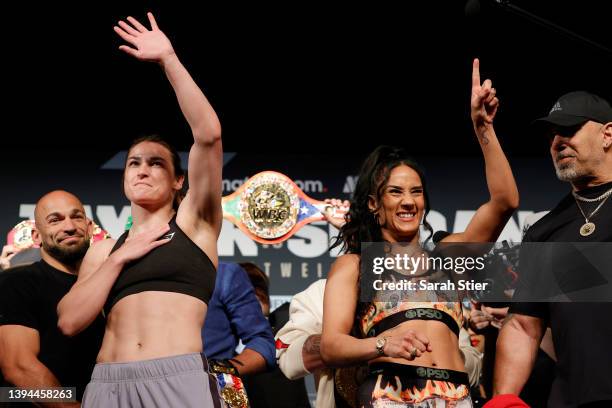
[57,12,224,407]
[320,59,519,407]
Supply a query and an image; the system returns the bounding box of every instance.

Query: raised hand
[322,198,350,229]
[113,12,175,63]
[0,244,19,270]
[471,58,499,132]
[110,224,172,266]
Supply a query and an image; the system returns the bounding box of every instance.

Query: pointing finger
[472,58,480,88]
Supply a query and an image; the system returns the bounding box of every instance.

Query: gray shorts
[82,353,224,408]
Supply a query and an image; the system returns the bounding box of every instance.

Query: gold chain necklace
[571,187,612,236]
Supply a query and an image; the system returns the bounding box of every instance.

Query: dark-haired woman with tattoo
[320,59,519,407]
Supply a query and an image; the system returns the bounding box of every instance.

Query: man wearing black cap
[489,92,612,407]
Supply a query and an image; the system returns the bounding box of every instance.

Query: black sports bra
[103,217,216,316]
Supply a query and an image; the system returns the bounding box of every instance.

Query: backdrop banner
[1,150,568,305]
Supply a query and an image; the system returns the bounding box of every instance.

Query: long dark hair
[331,146,433,254]
[125,135,186,210]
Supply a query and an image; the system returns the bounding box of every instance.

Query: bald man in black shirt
[0,191,105,407]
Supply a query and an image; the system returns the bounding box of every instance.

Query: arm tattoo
[478,133,490,145]
[303,334,322,355]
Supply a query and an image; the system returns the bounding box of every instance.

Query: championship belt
[209,360,250,408]
[222,171,347,244]
[6,220,38,249]
[6,219,111,249]
[334,364,368,408]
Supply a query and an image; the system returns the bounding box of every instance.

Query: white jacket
[276,279,334,408]
[276,279,482,408]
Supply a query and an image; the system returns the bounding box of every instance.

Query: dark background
[1,0,610,303]
[3,0,611,157]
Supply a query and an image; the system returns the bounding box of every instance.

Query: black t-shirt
[0,260,105,405]
[511,181,612,407]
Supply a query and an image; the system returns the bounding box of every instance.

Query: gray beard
[554,159,587,182]
[555,166,580,182]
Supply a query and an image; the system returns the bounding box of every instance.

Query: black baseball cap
[532,91,612,130]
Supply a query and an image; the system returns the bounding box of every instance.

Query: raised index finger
[472,58,480,88]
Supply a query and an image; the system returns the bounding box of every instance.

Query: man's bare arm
[0,325,79,407]
[493,313,545,395]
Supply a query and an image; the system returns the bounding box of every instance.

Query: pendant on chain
[579,222,596,236]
